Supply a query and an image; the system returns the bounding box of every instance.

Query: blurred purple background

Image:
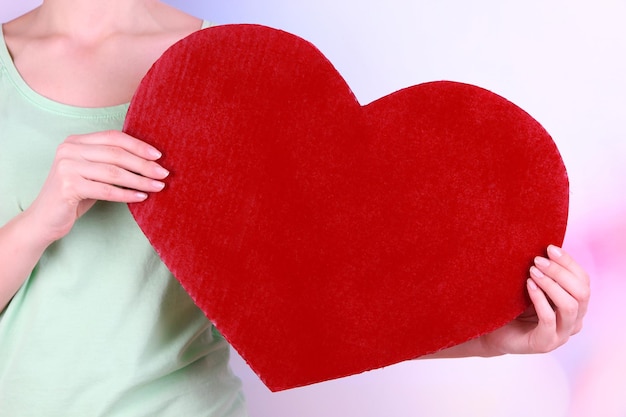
[2,1,624,415]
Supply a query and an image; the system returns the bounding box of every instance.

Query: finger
[80,144,169,180]
[73,160,166,194]
[530,265,579,331]
[76,180,150,203]
[526,278,561,352]
[533,255,586,303]
[547,245,591,300]
[57,140,169,181]
[51,163,150,204]
[66,130,163,161]
[547,245,589,284]
[535,248,590,329]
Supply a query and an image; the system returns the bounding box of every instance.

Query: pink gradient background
[2,1,624,415]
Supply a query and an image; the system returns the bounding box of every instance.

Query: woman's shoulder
[1,4,206,108]
[147,2,205,41]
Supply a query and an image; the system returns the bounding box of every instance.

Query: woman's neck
[26,0,162,41]
[2,0,202,108]
[17,0,190,43]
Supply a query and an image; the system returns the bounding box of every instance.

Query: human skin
[423,245,590,358]
[0,0,590,358]
[0,0,201,311]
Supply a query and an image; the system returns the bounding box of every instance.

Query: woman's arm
[0,130,168,311]
[422,245,590,358]
[0,212,51,312]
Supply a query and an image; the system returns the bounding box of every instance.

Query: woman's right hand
[24,130,169,245]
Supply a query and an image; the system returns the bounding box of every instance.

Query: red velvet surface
[124,24,569,391]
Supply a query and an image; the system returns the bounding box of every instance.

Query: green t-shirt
[0,23,247,417]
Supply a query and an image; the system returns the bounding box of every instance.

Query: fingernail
[535,256,550,268]
[152,180,165,190]
[530,266,545,279]
[149,147,162,159]
[136,192,148,200]
[156,166,170,177]
[527,278,538,291]
[548,245,563,258]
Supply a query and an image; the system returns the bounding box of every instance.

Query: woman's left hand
[478,245,590,355]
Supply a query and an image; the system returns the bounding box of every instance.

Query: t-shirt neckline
[0,20,212,118]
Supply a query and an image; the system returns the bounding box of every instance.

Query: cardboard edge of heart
[124,23,569,391]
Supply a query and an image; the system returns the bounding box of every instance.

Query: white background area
[2,1,625,416]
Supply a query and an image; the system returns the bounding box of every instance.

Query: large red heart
[124,24,568,391]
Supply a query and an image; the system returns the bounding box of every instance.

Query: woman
[0,1,589,415]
